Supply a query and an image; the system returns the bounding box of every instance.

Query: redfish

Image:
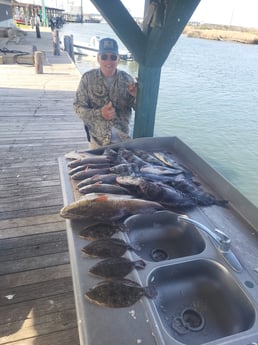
[60,193,164,221]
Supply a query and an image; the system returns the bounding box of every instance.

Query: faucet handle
[214,229,231,252]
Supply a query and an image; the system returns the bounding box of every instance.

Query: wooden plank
[0,310,78,344]
[0,214,63,230]
[0,328,80,345]
[0,231,69,261]
[0,220,65,239]
[0,252,70,275]
[0,265,72,289]
[0,292,76,325]
[0,194,63,212]
[0,206,63,221]
[0,277,73,306]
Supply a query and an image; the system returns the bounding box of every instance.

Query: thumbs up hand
[101,101,115,120]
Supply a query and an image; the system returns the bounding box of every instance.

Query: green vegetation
[184,23,258,44]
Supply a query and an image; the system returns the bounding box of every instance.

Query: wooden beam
[133,65,161,138]
[90,0,146,62]
[144,0,201,66]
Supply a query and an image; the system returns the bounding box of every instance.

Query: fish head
[60,195,106,219]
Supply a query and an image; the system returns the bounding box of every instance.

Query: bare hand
[101,101,115,120]
[128,79,138,97]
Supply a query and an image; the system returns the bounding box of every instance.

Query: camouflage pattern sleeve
[73,71,103,123]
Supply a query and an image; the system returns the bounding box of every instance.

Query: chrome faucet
[177,215,243,272]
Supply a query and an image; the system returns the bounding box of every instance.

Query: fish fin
[134,260,146,270]
[144,284,157,299]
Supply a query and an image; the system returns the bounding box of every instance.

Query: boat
[72,36,133,61]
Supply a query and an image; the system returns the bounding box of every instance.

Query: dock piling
[52,29,61,56]
[34,51,44,74]
[64,34,74,62]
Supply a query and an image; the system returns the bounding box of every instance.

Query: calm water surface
[61,23,258,206]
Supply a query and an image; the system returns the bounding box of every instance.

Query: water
[61,23,258,206]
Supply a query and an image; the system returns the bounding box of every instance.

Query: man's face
[98,53,119,77]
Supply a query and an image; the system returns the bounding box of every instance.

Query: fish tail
[144,284,157,299]
[215,199,229,207]
[134,260,146,270]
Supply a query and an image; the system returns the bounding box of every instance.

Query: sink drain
[181,308,205,332]
[151,248,169,261]
[171,317,189,335]
[172,308,205,334]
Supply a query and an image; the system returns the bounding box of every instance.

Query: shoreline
[184,24,258,44]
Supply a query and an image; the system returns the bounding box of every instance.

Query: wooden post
[69,35,74,62]
[34,51,44,74]
[52,29,60,56]
[133,65,161,138]
[64,35,74,61]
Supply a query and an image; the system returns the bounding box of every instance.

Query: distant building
[11,0,65,27]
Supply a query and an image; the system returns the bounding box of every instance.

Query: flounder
[89,257,146,278]
[79,222,126,240]
[85,278,157,308]
[81,238,133,258]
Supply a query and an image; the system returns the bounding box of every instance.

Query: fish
[117,148,147,166]
[115,175,143,186]
[153,151,177,167]
[67,155,110,169]
[79,222,126,240]
[138,179,197,209]
[171,179,228,207]
[60,194,164,221]
[85,278,157,308]
[65,150,89,160]
[109,163,140,175]
[69,163,111,176]
[77,174,118,188]
[140,165,183,176]
[153,152,193,177]
[71,168,110,180]
[79,183,130,195]
[133,149,167,166]
[89,257,146,278]
[139,172,176,183]
[81,238,133,258]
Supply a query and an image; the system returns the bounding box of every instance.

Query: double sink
[124,210,258,345]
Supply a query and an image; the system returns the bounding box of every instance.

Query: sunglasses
[100,54,118,61]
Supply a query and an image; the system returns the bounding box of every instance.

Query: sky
[71,0,258,28]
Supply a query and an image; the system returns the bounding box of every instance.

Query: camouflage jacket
[73,68,136,146]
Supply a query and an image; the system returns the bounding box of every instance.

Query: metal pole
[41,0,47,26]
[81,0,83,23]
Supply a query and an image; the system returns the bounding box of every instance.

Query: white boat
[73,36,133,61]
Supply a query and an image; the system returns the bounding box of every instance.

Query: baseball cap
[98,38,118,55]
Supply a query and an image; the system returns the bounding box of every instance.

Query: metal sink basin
[147,259,256,345]
[124,211,205,262]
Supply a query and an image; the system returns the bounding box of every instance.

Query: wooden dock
[0,29,86,345]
